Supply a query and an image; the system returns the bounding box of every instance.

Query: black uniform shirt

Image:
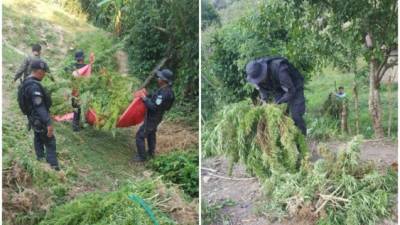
[24,77,52,126]
[143,85,175,121]
[257,60,298,104]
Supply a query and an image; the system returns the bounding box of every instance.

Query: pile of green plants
[38,179,176,225]
[147,150,199,198]
[50,70,142,131]
[261,136,397,225]
[50,87,74,115]
[75,70,142,131]
[203,101,397,224]
[322,93,349,119]
[203,100,308,178]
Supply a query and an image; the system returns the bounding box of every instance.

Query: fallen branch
[205,172,256,181]
[201,167,217,173]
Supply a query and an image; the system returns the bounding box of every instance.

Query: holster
[28,116,46,133]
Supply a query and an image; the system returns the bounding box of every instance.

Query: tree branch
[140,57,171,89]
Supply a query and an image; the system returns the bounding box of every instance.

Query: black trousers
[288,91,307,136]
[34,130,59,168]
[72,107,81,130]
[135,121,157,159]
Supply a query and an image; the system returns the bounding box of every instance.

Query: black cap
[75,50,84,61]
[32,44,41,52]
[156,69,174,84]
[30,59,50,72]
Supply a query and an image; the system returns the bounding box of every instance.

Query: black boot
[131,155,146,163]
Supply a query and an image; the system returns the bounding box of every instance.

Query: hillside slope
[2,1,198,224]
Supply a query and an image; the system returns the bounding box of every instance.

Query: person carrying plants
[132,69,175,162]
[65,50,95,132]
[246,56,307,135]
[17,59,60,171]
[13,43,54,83]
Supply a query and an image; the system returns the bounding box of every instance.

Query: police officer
[20,59,60,170]
[65,50,87,132]
[132,69,175,162]
[246,56,307,135]
[13,44,53,83]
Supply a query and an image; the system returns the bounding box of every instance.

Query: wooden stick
[140,57,170,89]
[205,172,256,181]
[201,167,218,173]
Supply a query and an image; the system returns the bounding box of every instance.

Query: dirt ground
[202,139,398,225]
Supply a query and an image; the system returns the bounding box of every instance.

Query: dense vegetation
[70,0,199,125]
[201,0,397,138]
[147,150,199,198]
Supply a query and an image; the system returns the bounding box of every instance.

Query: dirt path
[202,139,398,225]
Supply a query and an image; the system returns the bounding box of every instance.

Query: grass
[305,66,397,140]
[201,199,236,225]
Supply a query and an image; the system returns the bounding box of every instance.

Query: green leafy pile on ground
[261,136,397,225]
[38,179,176,225]
[147,150,199,198]
[203,100,308,178]
[203,101,397,224]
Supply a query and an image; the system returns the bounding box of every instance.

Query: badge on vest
[155,95,163,105]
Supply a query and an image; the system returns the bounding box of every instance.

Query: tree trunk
[340,100,348,135]
[353,82,360,135]
[368,59,384,138]
[387,74,394,136]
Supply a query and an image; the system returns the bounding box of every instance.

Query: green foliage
[147,150,199,198]
[260,136,397,225]
[201,0,325,119]
[38,180,176,225]
[201,199,236,225]
[79,0,199,124]
[76,71,141,131]
[63,30,120,73]
[203,100,308,178]
[201,0,220,30]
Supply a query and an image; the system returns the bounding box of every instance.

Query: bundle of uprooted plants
[203,100,397,225]
[261,136,397,225]
[76,70,142,131]
[322,93,348,119]
[37,178,179,225]
[203,100,308,178]
[49,70,141,131]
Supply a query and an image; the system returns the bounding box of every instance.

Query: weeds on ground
[38,179,177,225]
[147,150,199,198]
[201,199,236,225]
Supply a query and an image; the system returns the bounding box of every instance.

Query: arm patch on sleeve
[155,95,163,105]
[33,96,43,106]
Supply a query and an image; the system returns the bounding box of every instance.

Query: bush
[147,150,199,198]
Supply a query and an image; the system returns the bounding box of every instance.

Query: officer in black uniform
[133,69,175,162]
[20,59,60,170]
[246,56,307,135]
[64,50,87,132]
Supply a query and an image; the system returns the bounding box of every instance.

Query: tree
[297,0,398,137]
